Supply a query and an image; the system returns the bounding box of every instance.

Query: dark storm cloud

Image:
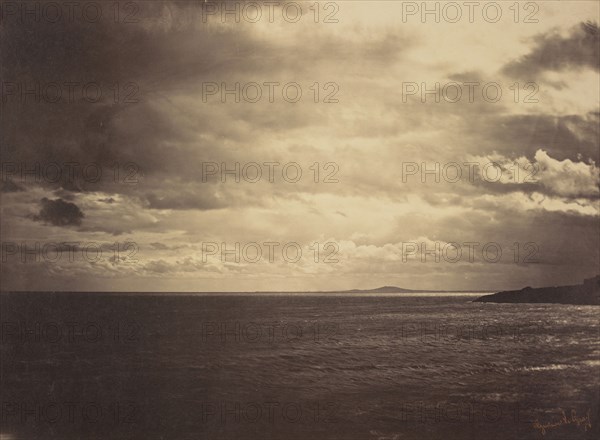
[1,1,397,207]
[1,179,25,192]
[472,113,600,163]
[32,197,84,227]
[503,22,600,78]
[0,3,281,192]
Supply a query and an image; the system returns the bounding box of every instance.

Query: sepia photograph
[1,1,599,439]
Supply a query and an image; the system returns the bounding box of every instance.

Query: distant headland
[474,276,600,305]
[322,286,490,294]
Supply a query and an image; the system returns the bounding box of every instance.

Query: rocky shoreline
[474,276,600,305]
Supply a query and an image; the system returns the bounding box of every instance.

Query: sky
[1,0,599,292]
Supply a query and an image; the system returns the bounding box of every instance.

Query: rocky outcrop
[474,276,600,305]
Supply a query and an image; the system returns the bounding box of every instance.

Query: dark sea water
[1,292,598,440]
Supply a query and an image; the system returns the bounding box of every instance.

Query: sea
[1,292,598,440]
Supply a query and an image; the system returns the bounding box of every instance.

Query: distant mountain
[325,286,490,294]
[474,276,600,305]
[344,286,415,293]
[237,286,493,294]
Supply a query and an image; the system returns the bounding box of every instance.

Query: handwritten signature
[533,409,592,436]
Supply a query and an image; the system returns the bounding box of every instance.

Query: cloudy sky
[1,0,599,292]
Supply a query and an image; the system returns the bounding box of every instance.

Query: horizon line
[0,288,498,294]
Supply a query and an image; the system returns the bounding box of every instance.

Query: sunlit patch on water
[522,364,571,371]
[582,360,600,367]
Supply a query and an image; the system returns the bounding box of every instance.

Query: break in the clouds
[1,1,599,292]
